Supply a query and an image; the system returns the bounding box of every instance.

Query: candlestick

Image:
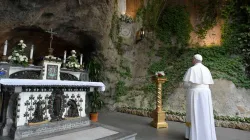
[30,45,34,59]
[3,40,7,56]
[63,51,67,63]
[80,54,83,65]
[28,59,34,66]
[151,76,168,129]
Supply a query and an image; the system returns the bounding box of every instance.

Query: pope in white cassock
[183,54,217,140]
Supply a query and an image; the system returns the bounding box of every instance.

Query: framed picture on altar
[46,64,58,80]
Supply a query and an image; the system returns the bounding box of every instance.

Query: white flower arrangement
[155,71,165,77]
[66,50,81,70]
[120,14,133,23]
[8,40,29,66]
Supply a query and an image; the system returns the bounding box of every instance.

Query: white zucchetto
[194,54,203,61]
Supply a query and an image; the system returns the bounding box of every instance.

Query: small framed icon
[46,65,58,80]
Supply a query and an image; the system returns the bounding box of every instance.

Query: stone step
[13,117,91,140]
[40,123,137,140]
[1,122,136,140]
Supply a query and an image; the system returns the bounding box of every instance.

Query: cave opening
[1,26,99,68]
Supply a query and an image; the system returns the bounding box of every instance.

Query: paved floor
[0,112,249,140]
[99,112,250,140]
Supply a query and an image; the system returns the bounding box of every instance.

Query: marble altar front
[0,78,105,140]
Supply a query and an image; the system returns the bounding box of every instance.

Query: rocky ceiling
[0,0,113,64]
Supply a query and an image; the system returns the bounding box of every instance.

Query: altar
[0,39,107,140]
[0,35,137,140]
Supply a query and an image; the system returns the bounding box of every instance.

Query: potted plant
[89,89,104,122]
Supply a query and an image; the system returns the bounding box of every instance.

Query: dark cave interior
[2,26,99,67]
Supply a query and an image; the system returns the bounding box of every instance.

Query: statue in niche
[30,101,45,123]
[67,99,79,117]
[53,93,63,120]
[49,89,65,122]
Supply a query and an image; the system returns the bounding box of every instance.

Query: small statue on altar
[65,50,81,70]
[67,99,79,117]
[8,40,29,66]
[53,93,62,117]
[30,101,45,123]
[49,89,65,122]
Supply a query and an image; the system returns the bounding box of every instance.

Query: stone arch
[2,26,80,65]
[1,26,100,67]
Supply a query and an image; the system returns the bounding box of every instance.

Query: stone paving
[0,111,249,140]
[99,112,250,140]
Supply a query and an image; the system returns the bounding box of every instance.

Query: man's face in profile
[192,58,196,65]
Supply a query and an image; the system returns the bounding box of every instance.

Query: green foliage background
[142,0,250,98]
[157,6,192,47]
[108,0,250,104]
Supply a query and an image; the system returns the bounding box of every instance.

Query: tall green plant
[90,89,105,113]
[87,59,102,82]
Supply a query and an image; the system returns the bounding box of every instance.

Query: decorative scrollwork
[30,101,46,123]
[60,72,78,81]
[10,70,40,79]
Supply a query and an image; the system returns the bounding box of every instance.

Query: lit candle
[30,45,34,59]
[80,54,83,65]
[3,40,7,56]
[63,51,66,63]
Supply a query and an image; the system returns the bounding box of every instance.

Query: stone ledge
[116,107,250,131]
[16,122,136,140]
[116,108,152,118]
[13,117,90,140]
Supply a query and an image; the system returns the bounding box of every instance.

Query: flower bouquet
[66,50,81,70]
[8,40,29,66]
[155,71,165,77]
[152,71,166,81]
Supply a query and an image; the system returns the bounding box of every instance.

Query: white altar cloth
[0,79,105,91]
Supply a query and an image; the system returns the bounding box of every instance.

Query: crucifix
[46,28,57,55]
[46,28,57,49]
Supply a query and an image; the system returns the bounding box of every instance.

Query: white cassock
[183,63,217,140]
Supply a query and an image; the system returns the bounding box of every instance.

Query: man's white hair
[194,54,203,62]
